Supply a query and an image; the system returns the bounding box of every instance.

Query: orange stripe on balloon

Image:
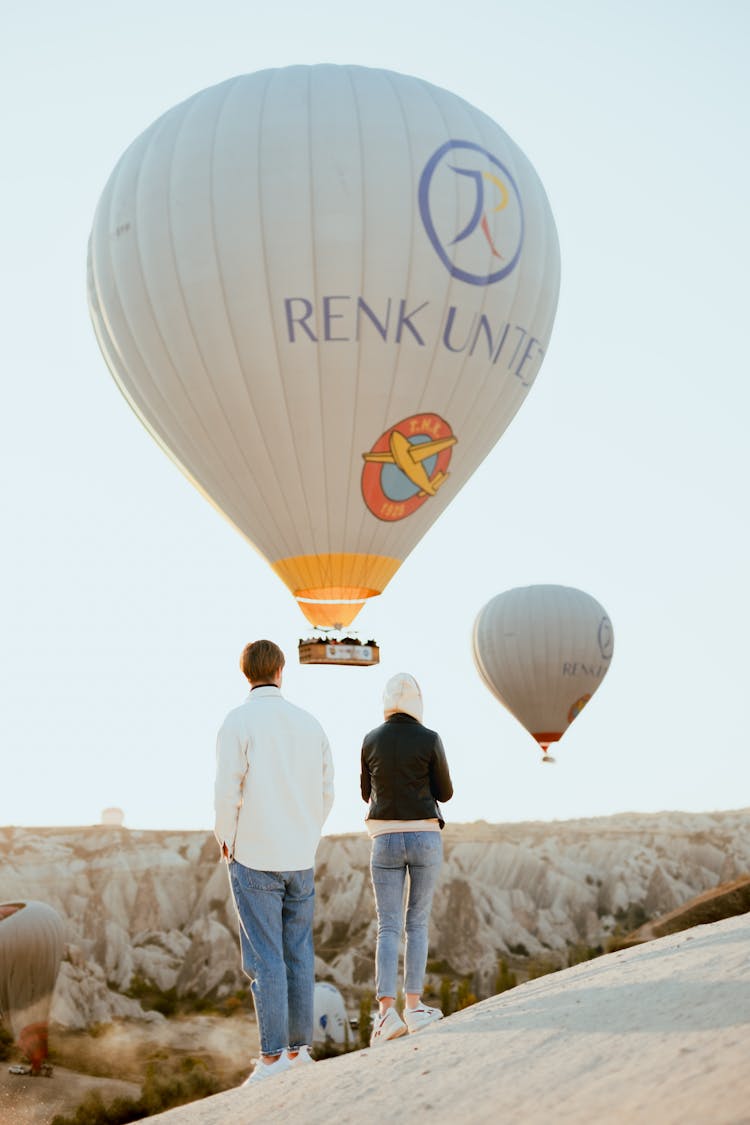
[271,553,402,629]
[532,732,562,748]
[272,553,401,600]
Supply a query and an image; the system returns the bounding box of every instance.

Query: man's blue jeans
[369,831,443,1000]
[229,862,315,1056]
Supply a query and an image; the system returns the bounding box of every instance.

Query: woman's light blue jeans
[229,862,315,1056]
[370,831,443,1000]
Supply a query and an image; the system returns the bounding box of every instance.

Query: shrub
[440,977,453,1016]
[50,1090,142,1125]
[0,1023,14,1061]
[51,1055,221,1125]
[140,1055,219,1115]
[567,944,603,967]
[455,978,477,1011]
[425,958,452,974]
[525,956,560,981]
[494,959,517,994]
[613,903,648,931]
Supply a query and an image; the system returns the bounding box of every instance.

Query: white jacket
[214,686,334,870]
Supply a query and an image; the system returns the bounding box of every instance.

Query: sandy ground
[147,913,750,1125]
[0,1014,259,1125]
[0,1065,141,1125]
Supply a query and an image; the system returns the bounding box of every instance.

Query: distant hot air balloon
[100,807,124,827]
[472,585,614,761]
[88,65,559,629]
[0,901,64,1074]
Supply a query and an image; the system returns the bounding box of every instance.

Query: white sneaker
[241,1053,293,1086]
[370,1007,407,1046]
[404,1004,443,1033]
[287,1046,314,1067]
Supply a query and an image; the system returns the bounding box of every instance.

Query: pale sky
[2,0,748,836]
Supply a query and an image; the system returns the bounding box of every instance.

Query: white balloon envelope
[472,585,614,760]
[313,981,349,1046]
[88,65,560,628]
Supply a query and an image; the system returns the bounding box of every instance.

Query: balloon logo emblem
[419,140,525,286]
[362,414,457,522]
[568,694,592,724]
[598,616,614,660]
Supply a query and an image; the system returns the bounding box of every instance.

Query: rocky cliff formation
[1,809,748,1028]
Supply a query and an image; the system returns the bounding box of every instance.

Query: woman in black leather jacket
[360,672,453,1046]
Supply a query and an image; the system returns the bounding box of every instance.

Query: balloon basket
[541,754,556,764]
[298,637,380,667]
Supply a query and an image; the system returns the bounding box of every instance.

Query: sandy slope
[0,1066,140,1125]
[147,913,750,1125]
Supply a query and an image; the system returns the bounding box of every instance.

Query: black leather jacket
[360,713,453,827]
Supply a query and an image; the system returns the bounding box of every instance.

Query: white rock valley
[0,809,748,1029]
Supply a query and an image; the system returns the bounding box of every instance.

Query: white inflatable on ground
[313,981,349,1047]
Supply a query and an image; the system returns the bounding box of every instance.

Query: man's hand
[222,842,230,860]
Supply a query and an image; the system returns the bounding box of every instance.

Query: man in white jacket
[214,639,334,1084]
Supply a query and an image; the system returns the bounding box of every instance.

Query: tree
[455,978,477,1011]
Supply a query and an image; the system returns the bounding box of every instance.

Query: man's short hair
[240,639,285,683]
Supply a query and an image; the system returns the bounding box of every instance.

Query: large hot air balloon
[472,585,614,761]
[88,65,559,629]
[0,901,65,1074]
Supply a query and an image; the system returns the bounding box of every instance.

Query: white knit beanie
[383,672,423,722]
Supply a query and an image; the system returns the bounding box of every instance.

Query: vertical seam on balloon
[101,108,245,522]
[440,119,529,474]
[339,64,365,567]
[441,113,525,426]
[310,66,333,588]
[444,148,558,516]
[89,169,154,417]
[570,586,583,726]
[135,104,232,473]
[355,68,419,564]
[554,585,568,729]
[162,87,279,548]
[547,585,558,735]
[488,594,523,733]
[260,67,318,587]
[207,74,292,557]
[409,88,517,576]
[111,93,257,542]
[341,65,398,580]
[519,586,539,745]
[354,68,429,564]
[255,69,314,570]
[341,68,398,565]
[414,81,483,429]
